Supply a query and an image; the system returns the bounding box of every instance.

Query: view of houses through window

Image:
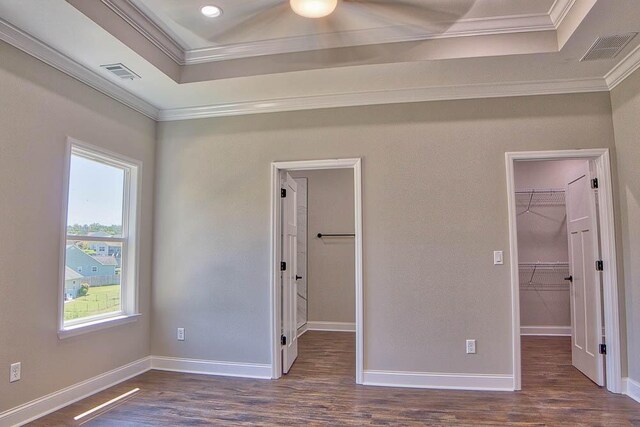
[63,150,127,323]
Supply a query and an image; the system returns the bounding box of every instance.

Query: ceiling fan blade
[344,0,475,32]
[273,6,388,66]
[170,0,286,45]
[209,3,292,44]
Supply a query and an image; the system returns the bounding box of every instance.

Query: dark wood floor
[31,333,640,426]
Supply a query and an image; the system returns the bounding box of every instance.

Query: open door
[281,172,298,374]
[566,161,604,386]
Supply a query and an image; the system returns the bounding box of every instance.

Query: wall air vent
[580,33,637,61]
[100,63,141,80]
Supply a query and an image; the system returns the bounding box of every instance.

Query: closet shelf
[516,188,565,213]
[519,262,570,291]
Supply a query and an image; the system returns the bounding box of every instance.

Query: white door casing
[566,161,604,386]
[282,172,298,374]
[270,158,363,384]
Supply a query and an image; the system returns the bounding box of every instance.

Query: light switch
[494,251,504,265]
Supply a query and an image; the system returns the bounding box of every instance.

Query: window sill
[58,313,141,339]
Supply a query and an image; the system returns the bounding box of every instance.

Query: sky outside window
[67,155,125,231]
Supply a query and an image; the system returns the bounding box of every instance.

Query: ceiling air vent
[580,33,637,61]
[100,63,141,80]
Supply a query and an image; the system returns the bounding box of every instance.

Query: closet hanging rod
[317,233,355,238]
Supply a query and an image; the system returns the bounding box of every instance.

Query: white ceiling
[0,0,639,120]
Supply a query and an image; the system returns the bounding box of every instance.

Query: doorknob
[564,275,573,283]
[295,275,303,280]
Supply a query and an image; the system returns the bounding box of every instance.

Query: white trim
[0,18,159,120]
[270,159,364,384]
[363,370,514,391]
[157,78,608,121]
[183,16,556,64]
[548,0,576,26]
[0,357,151,427]
[505,149,622,393]
[150,357,272,379]
[605,43,640,89]
[100,0,185,64]
[307,321,356,332]
[623,378,640,404]
[520,326,571,336]
[58,313,141,339]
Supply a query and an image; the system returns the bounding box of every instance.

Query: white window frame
[91,266,98,273]
[58,138,142,339]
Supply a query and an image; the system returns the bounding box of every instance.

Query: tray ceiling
[0,0,639,120]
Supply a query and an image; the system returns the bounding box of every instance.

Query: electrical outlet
[177,328,185,341]
[10,362,21,383]
[466,340,477,354]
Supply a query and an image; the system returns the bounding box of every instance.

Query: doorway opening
[270,159,363,383]
[506,150,622,394]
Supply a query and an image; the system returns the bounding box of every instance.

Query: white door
[566,161,604,386]
[281,172,298,374]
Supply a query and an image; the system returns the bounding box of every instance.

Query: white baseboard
[624,377,640,404]
[297,323,308,338]
[0,356,151,427]
[363,370,514,391]
[150,356,272,379]
[306,321,356,332]
[520,326,572,336]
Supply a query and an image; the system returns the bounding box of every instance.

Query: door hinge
[281,188,287,198]
[596,260,604,271]
[599,344,607,355]
[280,261,286,271]
[591,178,599,189]
[281,335,287,345]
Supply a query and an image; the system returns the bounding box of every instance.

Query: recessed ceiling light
[201,5,222,18]
[290,0,338,18]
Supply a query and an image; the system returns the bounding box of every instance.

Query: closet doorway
[506,150,622,394]
[270,159,363,383]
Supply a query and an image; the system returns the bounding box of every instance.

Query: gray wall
[152,92,616,375]
[611,67,640,384]
[0,41,156,412]
[290,169,355,324]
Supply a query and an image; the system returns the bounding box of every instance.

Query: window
[60,141,140,336]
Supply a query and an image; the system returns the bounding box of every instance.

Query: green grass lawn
[64,284,121,321]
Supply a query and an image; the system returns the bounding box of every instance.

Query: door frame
[505,149,622,393]
[270,158,363,383]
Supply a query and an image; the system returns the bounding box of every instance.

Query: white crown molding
[184,13,556,64]
[0,18,160,120]
[158,77,608,121]
[307,321,356,332]
[0,357,151,427]
[363,370,514,391]
[151,356,272,379]
[101,0,185,65]
[605,42,640,89]
[549,0,576,27]
[520,326,572,336]
[624,377,640,403]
